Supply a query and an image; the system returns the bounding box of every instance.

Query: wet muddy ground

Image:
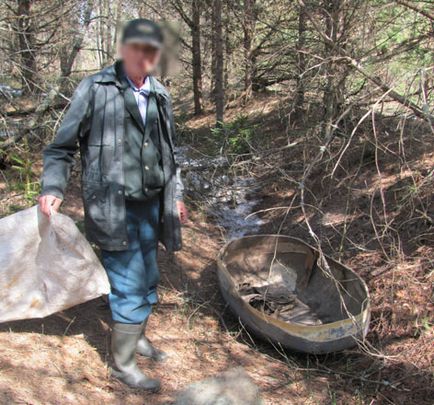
[177,146,264,239]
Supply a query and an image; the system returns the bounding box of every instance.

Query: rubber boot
[136,319,168,362]
[111,322,161,391]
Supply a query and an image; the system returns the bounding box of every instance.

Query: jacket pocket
[82,181,112,237]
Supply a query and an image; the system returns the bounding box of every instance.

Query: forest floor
[0,91,433,405]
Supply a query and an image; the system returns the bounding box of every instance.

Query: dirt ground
[0,205,333,405]
[0,93,433,404]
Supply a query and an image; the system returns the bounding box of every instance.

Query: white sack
[0,205,110,323]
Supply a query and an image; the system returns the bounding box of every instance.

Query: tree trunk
[212,0,224,124]
[243,0,256,99]
[96,0,104,67]
[192,0,203,115]
[97,0,112,67]
[223,0,231,92]
[209,2,216,102]
[104,0,113,64]
[322,0,347,138]
[59,0,94,84]
[112,1,122,56]
[17,0,37,94]
[294,2,307,120]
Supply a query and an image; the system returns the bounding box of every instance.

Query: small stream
[177,146,264,239]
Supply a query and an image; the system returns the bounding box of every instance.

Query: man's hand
[38,195,63,217]
[176,200,189,224]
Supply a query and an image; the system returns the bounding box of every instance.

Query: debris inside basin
[177,146,264,239]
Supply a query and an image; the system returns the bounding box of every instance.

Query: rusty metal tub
[217,235,370,354]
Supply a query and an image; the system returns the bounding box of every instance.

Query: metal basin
[217,235,370,354]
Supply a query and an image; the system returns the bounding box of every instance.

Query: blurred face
[120,43,161,77]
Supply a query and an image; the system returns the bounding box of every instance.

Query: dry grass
[0,92,432,404]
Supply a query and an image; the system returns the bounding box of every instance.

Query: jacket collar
[96,60,169,105]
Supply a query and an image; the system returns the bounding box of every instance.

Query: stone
[174,367,263,405]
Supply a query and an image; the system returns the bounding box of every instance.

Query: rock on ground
[174,367,263,405]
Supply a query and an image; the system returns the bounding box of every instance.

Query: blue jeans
[101,196,160,324]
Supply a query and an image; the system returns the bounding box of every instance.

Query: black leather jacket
[41,61,183,252]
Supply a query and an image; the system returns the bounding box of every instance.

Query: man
[39,19,188,391]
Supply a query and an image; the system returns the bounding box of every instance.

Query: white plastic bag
[0,205,110,322]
